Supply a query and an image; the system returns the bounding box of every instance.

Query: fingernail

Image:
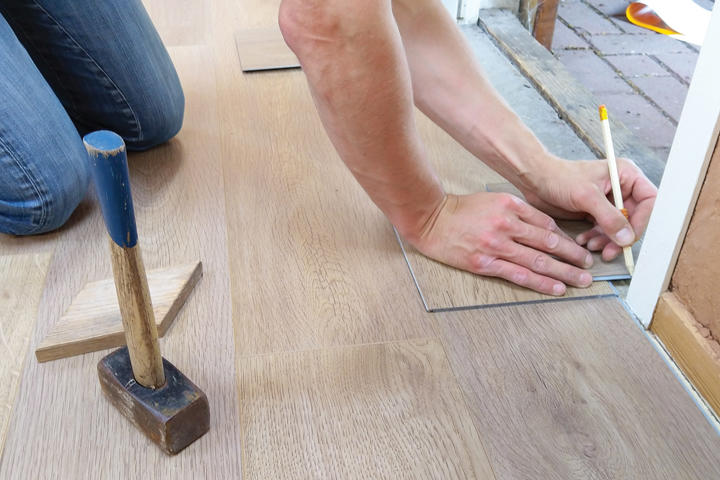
[553,283,565,295]
[584,253,593,268]
[579,272,592,286]
[615,227,634,246]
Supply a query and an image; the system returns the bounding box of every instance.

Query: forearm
[392,0,557,191]
[279,0,445,240]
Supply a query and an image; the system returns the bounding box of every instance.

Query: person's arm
[278,0,598,295]
[391,0,656,259]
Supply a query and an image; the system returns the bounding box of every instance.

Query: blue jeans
[0,1,184,235]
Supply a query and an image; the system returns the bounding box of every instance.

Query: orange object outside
[626,3,680,36]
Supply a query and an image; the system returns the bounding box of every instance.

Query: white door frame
[627,3,720,326]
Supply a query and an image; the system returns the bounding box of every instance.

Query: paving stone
[601,92,677,149]
[610,17,659,35]
[591,0,630,16]
[558,1,623,35]
[604,54,670,78]
[652,52,699,83]
[555,50,634,94]
[588,32,694,54]
[631,75,689,121]
[552,21,591,51]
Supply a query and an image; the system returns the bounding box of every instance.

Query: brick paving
[552,0,713,166]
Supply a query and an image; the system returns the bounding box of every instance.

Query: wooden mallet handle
[84,131,165,389]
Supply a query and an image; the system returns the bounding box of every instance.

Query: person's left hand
[518,156,657,261]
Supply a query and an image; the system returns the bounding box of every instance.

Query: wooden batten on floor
[651,292,720,417]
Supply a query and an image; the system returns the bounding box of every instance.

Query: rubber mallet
[84,130,210,455]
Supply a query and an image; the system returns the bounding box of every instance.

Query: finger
[507,195,561,233]
[478,257,567,296]
[628,195,655,239]
[587,235,611,252]
[602,243,622,262]
[576,226,604,245]
[577,186,635,246]
[620,159,657,238]
[513,223,593,268]
[508,244,593,288]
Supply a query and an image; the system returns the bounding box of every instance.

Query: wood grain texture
[235,27,300,72]
[216,4,434,356]
[0,46,243,478]
[436,297,720,479]
[0,253,52,459]
[36,261,202,363]
[652,292,720,417]
[486,182,630,280]
[142,0,209,47]
[108,242,164,388]
[477,9,665,185]
[238,339,496,479]
[671,137,720,339]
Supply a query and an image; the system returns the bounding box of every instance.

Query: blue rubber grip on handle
[83,130,138,247]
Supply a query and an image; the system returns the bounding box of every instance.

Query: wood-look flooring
[0,253,52,458]
[1,0,718,478]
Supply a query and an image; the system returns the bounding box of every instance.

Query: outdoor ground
[553,0,713,164]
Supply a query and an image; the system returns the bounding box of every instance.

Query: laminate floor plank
[235,27,300,72]
[238,339,496,479]
[143,0,210,47]
[212,1,434,357]
[0,46,242,479]
[436,297,720,479]
[0,253,52,459]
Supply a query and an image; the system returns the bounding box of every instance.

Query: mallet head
[98,347,210,455]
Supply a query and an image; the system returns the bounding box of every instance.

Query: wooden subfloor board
[477,9,665,185]
[651,291,720,418]
[0,46,242,479]
[237,338,496,479]
[0,253,52,460]
[435,297,720,479]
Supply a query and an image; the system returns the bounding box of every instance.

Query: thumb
[580,187,635,246]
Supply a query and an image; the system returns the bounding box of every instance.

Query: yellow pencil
[599,105,634,275]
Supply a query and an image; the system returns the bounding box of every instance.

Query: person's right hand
[409,192,595,296]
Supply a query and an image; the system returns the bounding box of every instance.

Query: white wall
[442,0,520,23]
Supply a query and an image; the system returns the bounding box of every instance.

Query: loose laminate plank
[436,297,720,479]
[0,253,52,459]
[0,46,242,478]
[238,339,496,479]
[235,27,300,72]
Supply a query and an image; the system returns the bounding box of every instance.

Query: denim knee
[124,78,185,151]
[0,137,90,236]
